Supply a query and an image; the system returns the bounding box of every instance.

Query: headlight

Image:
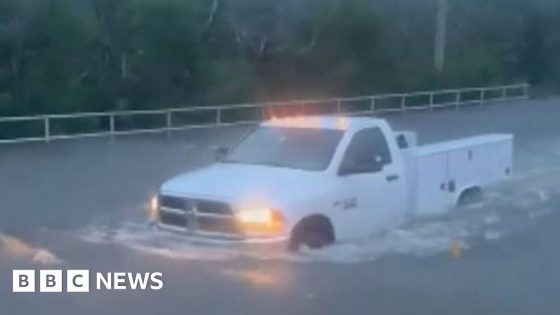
[149,195,160,221]
[235,208,285,236]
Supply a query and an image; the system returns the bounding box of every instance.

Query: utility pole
[434,0,448,72]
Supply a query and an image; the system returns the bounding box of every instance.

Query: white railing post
[370,97,376,113]
[216,108,222,125]
[166,110,172,138]
[455,91,461,109]
[401,95,406,112]
[501,86,507,101]
[44,116,50,142]
[523,83,529,99]
[109,114,115,140]
[429,92,434,110]
[480,88,485,104]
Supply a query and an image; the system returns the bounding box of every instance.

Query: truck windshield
[223,127,344,171]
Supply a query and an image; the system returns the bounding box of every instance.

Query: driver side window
[340,128,392,174]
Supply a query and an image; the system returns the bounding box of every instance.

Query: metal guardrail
[0,83,529,144]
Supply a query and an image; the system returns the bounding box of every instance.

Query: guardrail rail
[0,83,529,144]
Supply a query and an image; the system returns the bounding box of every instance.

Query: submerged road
[1,97,560,314]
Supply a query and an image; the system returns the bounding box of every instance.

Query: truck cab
[316,117,408,241]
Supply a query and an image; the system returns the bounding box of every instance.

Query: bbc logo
[13,270,89,293]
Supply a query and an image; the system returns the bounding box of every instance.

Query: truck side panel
[410,135,513,217]
[413,153,454,216]
[448,138,513,204]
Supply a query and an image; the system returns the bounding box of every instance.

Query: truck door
[333,128,406,239]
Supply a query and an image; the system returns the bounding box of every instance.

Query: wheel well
[291,214,335,242]
[457,186,482,206]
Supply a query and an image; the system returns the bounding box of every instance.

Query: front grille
[160,195,185,210]
[158,195,238,235]
[196,200,232,215]
[159,195,232,215]
[198,216,240,235]
[160,211,188,227]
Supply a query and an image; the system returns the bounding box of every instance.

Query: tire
[458,187,482,207]
[288,216,335,251]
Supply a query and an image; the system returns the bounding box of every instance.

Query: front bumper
[155,221,290,247]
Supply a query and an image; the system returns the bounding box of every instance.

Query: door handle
[386,174,399,182]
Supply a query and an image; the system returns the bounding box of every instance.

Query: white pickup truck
[149,116,513,250]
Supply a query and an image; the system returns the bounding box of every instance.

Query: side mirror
[339,159,383,176]
[396,134,409,149]
[212,146,229,161]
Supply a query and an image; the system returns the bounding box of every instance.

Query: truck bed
[404,134,513,217]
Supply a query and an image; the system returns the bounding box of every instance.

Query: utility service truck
[149,116,513,250]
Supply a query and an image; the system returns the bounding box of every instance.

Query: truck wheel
[458,187,482,207]
[288,215,335,251]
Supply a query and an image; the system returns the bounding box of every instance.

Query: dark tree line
[0,0,559,117]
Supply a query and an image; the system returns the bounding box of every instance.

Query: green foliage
[200,59,260,104]
[303,0,398,93]
[519,14,549,85]
[0,0,559,119]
